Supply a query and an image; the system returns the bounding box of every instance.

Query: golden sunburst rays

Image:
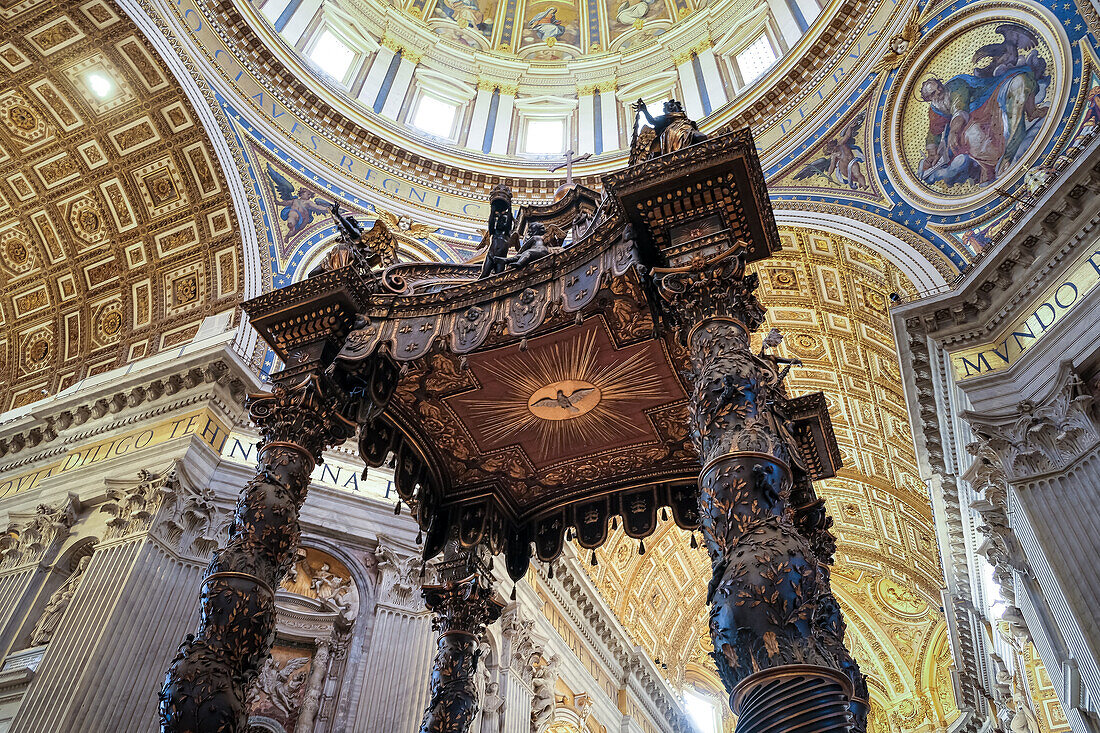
[460,327,669,460]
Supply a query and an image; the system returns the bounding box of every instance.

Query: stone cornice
[0,332,258,471]
[535,550,693,733]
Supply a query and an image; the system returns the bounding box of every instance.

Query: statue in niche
[504,223,565,270]
[30,555,91,646]
[477,184,519,279]
[632,99,708,158]
[481,678,504,733]
[247,656,310,717]
[530,654,560,732]
[311,562,353,614]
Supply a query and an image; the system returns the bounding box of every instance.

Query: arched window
[683,689,721,733]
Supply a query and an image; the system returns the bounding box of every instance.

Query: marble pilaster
[0,495,79,657]
[352,536,436,731]
[9,457,226,733]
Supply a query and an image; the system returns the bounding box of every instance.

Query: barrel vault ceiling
[0,0,242,411]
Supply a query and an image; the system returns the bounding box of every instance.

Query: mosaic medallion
[884,2,1069,213]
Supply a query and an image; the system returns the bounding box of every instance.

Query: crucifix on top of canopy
[160,99,867,733]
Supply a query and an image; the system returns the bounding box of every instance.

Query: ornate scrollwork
[0,495,78,570]
[652,245,766,335]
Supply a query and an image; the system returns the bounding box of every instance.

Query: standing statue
[30,555,91,646]
[480,679,504,733]
[477,184,519,279]
[530,654,560,732]
[1009,676,1042,733]
[633,99,708,158]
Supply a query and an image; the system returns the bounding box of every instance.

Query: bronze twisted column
[159,265,399,733]
[159,375,359,731]
[418,545,504,733]
[654,245,857,733]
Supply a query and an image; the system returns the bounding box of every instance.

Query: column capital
[418,574,505,732]
[652,244,766,336]
[247,375,357,467]
[0,494,79,571]
[964,364,1100,481]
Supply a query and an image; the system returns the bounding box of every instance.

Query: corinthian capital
[247,375,358,462]
[651,244,766,333]
[0,494,79,570]
[964,364,1100,480]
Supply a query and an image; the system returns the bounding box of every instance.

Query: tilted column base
[731,665,853,733]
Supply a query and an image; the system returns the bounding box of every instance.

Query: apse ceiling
[0,0,241,411]
[581,227,958,732]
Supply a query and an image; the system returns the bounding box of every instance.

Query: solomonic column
[418,545,504,733]
[653,245,858,733]
[158,376,357,730]
[160,269,395,732]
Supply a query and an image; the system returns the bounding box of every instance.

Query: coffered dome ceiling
[0,0,241,411]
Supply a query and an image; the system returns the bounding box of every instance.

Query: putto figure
[504,222,565,269]
[633,99,708,158]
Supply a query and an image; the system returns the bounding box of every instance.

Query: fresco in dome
[901,21,1053,196]
[433,22,491,49]
[431,0,496,39]
[606,0,671,39]
[521,0,581,49]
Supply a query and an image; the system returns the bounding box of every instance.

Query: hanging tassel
[660,507,669,522]
[416,527,423,544]
[460,355,468,369]
[590,551,598,567]
[638,539,646,555]
[548,563,554,579]
[488,556,494,571]
[420,563,426,579]
[611,516,619,531]
[394,501,401,516]
[690,532,698,549]
[575,311,583,325]
[361,466,369,480]
[511,584,517,601]
[519,338,528,352]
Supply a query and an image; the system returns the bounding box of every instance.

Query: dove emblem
[527,380,602,420]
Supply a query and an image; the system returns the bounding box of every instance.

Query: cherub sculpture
[504,222,565,270]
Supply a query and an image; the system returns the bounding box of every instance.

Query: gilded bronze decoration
[161,269,398,732]
[164,119,862,733]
